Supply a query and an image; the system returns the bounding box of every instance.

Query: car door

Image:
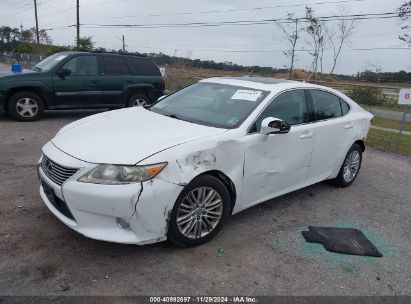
[53,54,102,107]
[306,89,356,182]
[241,89,315,207]
[101,55,133,105]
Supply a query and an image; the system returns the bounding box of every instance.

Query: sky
[1,0,410,75]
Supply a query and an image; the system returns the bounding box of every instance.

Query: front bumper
[38,142,183,245]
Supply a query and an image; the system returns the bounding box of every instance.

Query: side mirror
[260,117,291,135]
[157,95,167,102]
[57,68,71,78]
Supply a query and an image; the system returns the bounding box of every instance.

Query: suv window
[102,56,131,75]
[61,55,98,76]
[311,90,343,120]
[128,57,161,76]
[251,89,308,132]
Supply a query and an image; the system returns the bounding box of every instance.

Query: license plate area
[41,178,76,222]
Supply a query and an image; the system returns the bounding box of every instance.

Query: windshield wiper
[166,114,181,120]
[165,114,193,123]
[32,66,42,72]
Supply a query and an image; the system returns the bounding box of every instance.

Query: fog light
[116,217,130,229]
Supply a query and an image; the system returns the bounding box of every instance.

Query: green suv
[0,51,165,121]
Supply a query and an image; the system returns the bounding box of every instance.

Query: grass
[372,116,411,132]
[361,103,405,111]
[366,128,411,156]
[165,64,245,92]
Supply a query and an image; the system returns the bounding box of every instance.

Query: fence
[0,52,43,69]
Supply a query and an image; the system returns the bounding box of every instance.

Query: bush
[347,86,392,106]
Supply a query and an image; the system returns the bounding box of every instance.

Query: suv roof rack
[89,50,146,57]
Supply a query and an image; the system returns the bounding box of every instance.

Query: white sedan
[38,77,373,246]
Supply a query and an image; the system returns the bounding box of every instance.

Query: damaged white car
[38,77,373,246]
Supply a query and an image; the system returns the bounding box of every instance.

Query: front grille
[41,155,79,186]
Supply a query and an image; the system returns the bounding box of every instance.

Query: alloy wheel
[343,150,360,183]
[176,187,223,239]
[131,98,147,107]
[16,98,39,118]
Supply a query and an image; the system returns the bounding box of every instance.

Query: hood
[51,107,227,165]
[0,69,36,78]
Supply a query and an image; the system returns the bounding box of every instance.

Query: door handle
[344,123,354,129]
[89,80,99,85]
[300,132,314,139]
[126,80,137,84]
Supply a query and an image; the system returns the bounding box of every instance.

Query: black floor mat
[302,226,383,257]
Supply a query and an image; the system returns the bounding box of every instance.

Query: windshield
[151,82,270,129]
[33,53,69,71]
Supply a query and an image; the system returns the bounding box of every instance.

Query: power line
[169,47,411,53]
[80,12,411,29]
[96,0,365,19]
[121,40,411,53]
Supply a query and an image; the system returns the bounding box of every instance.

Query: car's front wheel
[332,143,363,187]
[168,175,230,247]
[126,93,150,107]
[7,91,44,121]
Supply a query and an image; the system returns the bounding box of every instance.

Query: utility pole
[122,35,125,52]
[76,0,80,48]
[33,0,39,44]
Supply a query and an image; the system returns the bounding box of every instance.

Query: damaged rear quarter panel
[138,130,246,213]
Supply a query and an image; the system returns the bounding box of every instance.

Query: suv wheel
[7,91,44,121]
[168,175,230,247]
[126,93,150,107]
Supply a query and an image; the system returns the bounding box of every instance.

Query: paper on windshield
[230,90,262,102]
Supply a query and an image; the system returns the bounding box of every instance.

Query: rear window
[102,56,131,75]
[128,57,161,76]
[311,90,342,120]
[341,99,350,115]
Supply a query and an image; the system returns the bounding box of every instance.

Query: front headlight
[78,162,167,185]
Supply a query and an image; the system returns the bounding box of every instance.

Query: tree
[274,13,303,78]
[305,7,325,80]
[17,27,51,45]
[326,7,359,74]
[398,1,411,44]
[75,36,94,51]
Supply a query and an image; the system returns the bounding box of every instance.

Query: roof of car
[218,76,294,84]
[200,76,305,90]
[56,51,147,58]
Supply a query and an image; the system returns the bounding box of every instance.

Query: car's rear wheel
[332,143,362,187]
[126,93,150,107]
[168,175,230,247]
[7,91,44,121]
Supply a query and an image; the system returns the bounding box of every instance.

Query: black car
[0,51,165,121]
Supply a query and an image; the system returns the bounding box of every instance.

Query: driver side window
[250,89,308,133]
[61,55,99,76]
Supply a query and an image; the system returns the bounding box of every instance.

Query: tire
[331,143,362,188]
[168,175,231,247]
[126,93,150,107]
[6,91,44,121]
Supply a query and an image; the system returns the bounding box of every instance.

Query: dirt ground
[0,110,410,296]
